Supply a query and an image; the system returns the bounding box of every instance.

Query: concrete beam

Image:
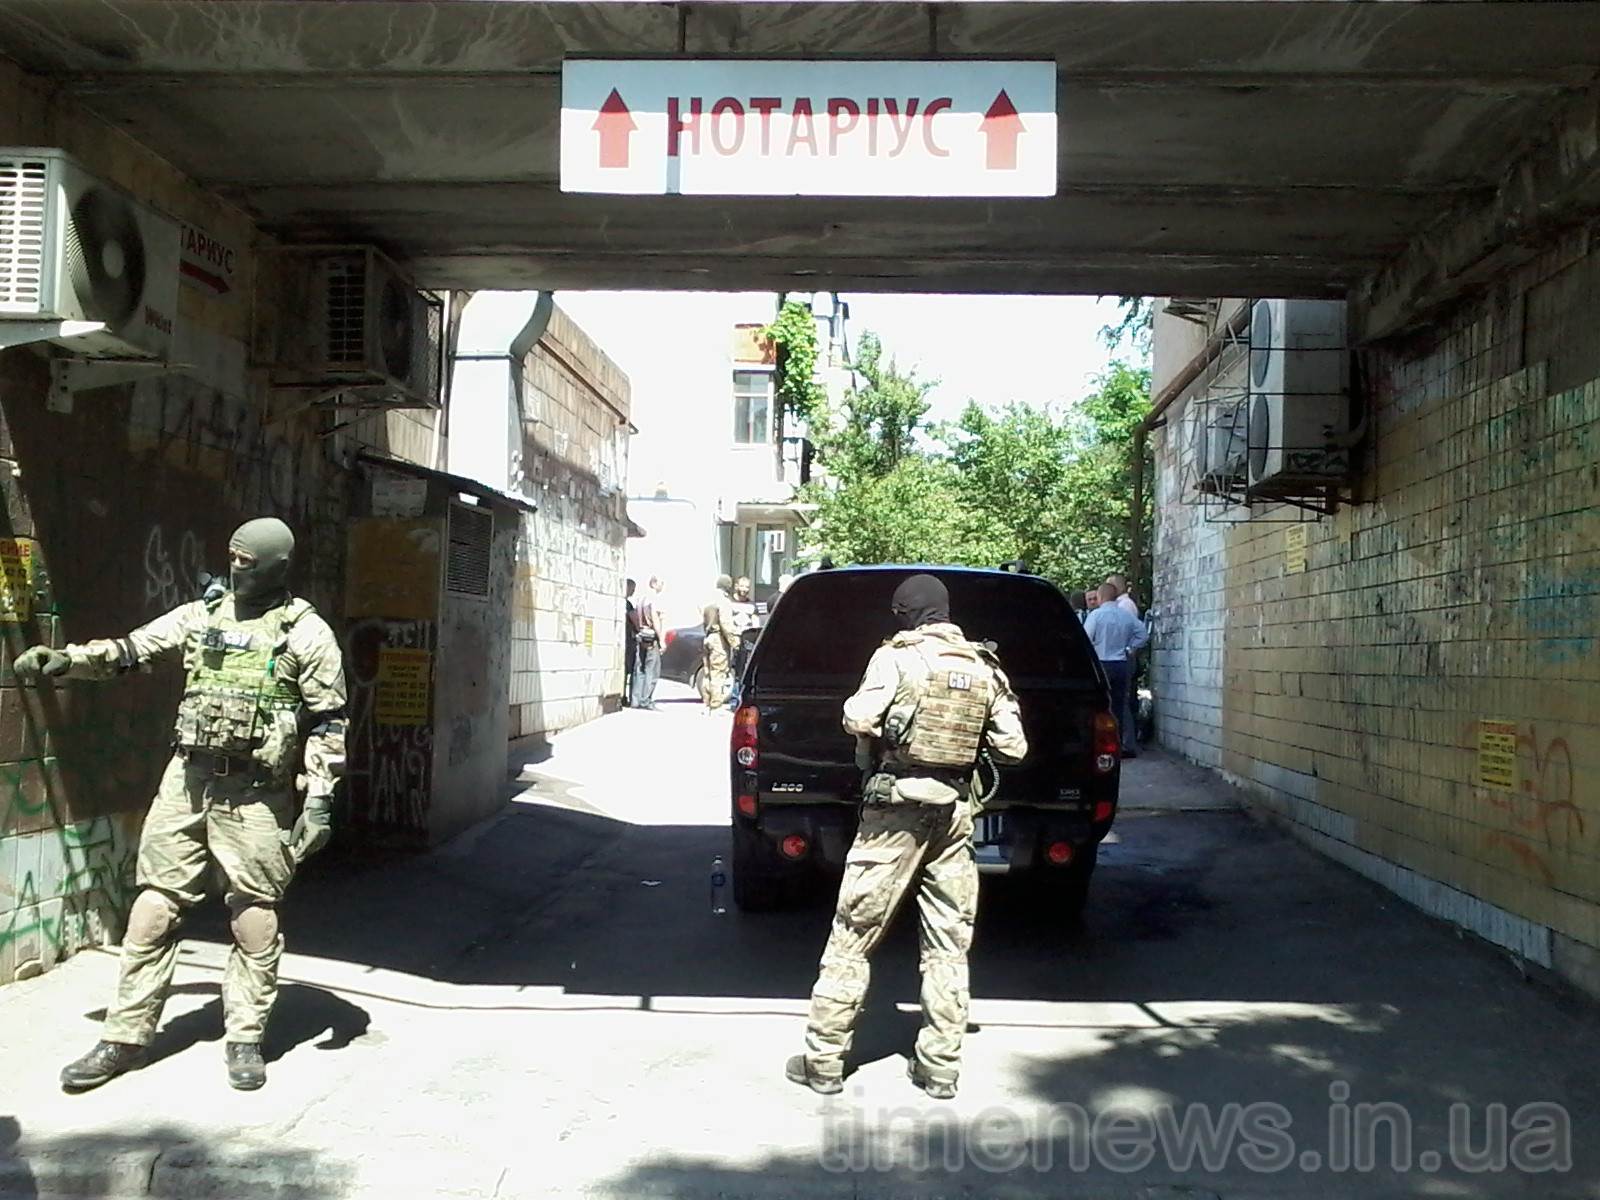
[1356,79,1600,341]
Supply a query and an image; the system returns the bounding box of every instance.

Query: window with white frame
[732,369,774,444]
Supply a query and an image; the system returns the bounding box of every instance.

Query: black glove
[12,645,70,681]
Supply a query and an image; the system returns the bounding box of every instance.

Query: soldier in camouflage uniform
[699,574,736,710]
[13,518,347,1093]
[787,574,1027,1100]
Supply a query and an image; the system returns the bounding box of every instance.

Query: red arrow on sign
[980,90,1025,171]
[594,89,637,169]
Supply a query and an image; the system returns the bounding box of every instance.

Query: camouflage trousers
[700,637,731,707]
[102,754,297,1046]
[804,795,978,1085]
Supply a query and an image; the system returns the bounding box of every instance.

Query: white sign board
[561,59,1056,197]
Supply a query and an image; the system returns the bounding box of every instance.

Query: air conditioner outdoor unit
[267,245,442,407]
[1245,299,1350,490]
[1193,400,1248,492]
[0,148,179,359]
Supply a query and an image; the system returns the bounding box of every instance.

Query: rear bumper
[739,800,1110,877]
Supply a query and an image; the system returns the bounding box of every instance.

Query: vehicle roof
[795,565,1047,581]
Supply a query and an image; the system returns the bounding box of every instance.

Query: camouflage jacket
[842,622,1028,804]
[60,593,348,799]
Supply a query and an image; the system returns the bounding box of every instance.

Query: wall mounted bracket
[47,357,188,414]
[0,319,107,353]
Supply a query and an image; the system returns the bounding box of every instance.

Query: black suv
[729,565,1121,913]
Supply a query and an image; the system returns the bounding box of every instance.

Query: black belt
[179,748,255,777]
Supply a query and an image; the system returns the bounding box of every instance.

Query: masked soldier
[787,574,1026,1100]
[12,518,347,1093]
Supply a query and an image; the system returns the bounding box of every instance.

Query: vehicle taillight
[781,835,809,860]
[732,705,759,768]
[1093,799,1115,823]
[664,629,677,647]
[736,793,758,818]
[1092,712,1119,774]
[1046,841,1074,866]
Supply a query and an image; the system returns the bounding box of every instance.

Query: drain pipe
[1127,303,1251,588]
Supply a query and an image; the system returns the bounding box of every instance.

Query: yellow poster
[0,538,35,622]
[1476,719,1517,792]
[584,618,595,650]
[376,648,431,725]
[1284,524,1307,574]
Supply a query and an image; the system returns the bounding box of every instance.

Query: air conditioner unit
[1193,400,1248,492]
[267,245,442,407]
[1245,299,1351,490]
[0,148,179,359]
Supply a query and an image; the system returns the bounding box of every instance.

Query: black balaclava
[229,518,294,607]
[891,574,950,630]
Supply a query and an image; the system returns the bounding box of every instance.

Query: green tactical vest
[175,597,310,776]
[886,630,996,769]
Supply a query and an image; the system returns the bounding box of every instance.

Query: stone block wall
[1151,233,1600,995]
[509,305,632,740]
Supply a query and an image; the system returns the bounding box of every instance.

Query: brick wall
[509,305,632,740]
[1151,234,1600,995]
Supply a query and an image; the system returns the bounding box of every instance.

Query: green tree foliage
[802,340,1153,600]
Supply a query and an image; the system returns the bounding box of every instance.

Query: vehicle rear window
[752,570,1098,688]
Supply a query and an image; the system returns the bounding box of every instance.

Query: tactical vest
[888,631,996,769]
[174,597,310,775]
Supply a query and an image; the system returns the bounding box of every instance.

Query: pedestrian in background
[1105,573,1142,619]
[624,579,638,706]
[1067,590,1088,624]
[1083,582,1149,758]
[701,574,736,711]
[632,576,664,710]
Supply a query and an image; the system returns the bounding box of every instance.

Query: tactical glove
[290,794,333,863]
[12,645,70,682]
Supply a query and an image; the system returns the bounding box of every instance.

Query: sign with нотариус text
[561,59,1056,197]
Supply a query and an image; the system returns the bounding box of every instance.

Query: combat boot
[60,1040,148,1091]
[784,1055,843,1096]
[907,1059,957,1100]
[225,1042,267,1091]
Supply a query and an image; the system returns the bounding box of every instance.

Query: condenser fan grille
[64,186,146,324]
[378,276,415,379]
[0,157,48,309]
[324,256,368,365]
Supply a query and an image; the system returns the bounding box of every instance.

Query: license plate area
[975,812,1007,845]
[974,812,1009,867]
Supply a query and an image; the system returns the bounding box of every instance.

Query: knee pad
[126,890,181,946]
[229,904,280,955]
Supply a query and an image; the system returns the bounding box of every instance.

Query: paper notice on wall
[0,538,36,622]
[1284,524,1307,574]
[584,618,595,650]
[1476,719,1517,792]
[376,648,432,725]
[372,475,429,518]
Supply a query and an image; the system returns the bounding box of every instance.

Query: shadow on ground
[0,1113,351,1200]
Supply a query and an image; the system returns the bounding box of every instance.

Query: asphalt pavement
[2,683,1598,1200]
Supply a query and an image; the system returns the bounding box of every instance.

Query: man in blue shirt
[1082,582,1149,757]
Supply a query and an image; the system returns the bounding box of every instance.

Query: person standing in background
[1083,582,1149,758]
[632,576,664,710]
[701,574,736,711]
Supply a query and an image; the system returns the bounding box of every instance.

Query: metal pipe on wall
[1126,303,1252,588]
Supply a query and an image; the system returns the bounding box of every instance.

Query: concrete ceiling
[3,1,1598,297]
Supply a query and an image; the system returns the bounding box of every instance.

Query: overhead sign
[561,59,1056,197]
[179,222,239,297]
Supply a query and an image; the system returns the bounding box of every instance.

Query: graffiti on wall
[346,617,435,841]
[1471,719,1585,884]
[130,378,313,522]
[142,523,208,615]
